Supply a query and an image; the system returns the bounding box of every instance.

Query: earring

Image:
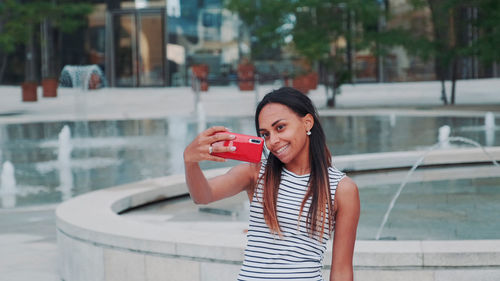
[306,131,311,136]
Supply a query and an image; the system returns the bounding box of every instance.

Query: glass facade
[106,9,166,86]
[83,0,242,87]
[86,0,437,87]
[2,0,499,86]
[56,0,499,87]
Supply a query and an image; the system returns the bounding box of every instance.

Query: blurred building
[83,0,242,87]
[89,0,494,86]
[1,0,497,86]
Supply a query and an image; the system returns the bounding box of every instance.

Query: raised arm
[330,176,360,281]
[183,126,258,204]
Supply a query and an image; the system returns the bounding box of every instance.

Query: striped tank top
[237,161,346,280]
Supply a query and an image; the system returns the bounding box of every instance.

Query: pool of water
[0,115,498,208]
[122,165,500,240]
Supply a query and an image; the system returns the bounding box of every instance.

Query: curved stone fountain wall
[56,148,500,281]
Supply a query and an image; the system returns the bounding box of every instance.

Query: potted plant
[21,81,38,102]
[237,58,255,91]
[191,64,209,91]
[291,62,312,94]
[22,25,39,102]
[0,0,92,101]
[292,74,309,94]
[0,1,39,101]
[41,18,57,97]
[41,77,58,97]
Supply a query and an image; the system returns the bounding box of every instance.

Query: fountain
[485,112,496,146]
[58,125,73,201]
[167,117,188,174]
[0,161,17,208]
[375,135,500,240]
[438,125,451,148]
[196,101,207,134]
[50,113,500,281]
[60,65,103,190]
[389,112,396,128]
[59,65,105,90]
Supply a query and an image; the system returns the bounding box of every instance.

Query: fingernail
[230,135,236,139]
[230,146,237,151]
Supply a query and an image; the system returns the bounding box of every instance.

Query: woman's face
[258,103,313,166]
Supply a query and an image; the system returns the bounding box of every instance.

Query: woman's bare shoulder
[334,176,360,211]
[338,176,357,191]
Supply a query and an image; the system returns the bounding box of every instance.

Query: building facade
[85,0,242,87]
[1,0,497,87]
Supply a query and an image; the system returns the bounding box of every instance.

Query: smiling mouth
[275,144,289,155]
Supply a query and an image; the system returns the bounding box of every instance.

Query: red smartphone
[212,132,264,163]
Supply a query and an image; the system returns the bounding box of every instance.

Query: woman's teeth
[276,144,289,154]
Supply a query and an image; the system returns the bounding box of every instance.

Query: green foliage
[226,0,293,58]
[470,0,500,63]
[425,0,500,73]
[0,0,27,53]
[225,0,427,86]
[53,2,94,33]
[0,0,93,55]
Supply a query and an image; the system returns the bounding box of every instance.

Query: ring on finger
[208,145,213,155]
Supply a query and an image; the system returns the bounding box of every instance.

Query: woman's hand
[183,126,236,163]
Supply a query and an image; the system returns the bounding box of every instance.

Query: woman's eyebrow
[271,119,284,127]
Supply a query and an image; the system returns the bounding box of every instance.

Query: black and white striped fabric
[237,161,346,280]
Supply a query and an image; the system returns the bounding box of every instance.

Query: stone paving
[0,79,499,280]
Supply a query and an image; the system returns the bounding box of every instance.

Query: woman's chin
[272,153,290,164]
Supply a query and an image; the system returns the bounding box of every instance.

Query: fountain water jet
[58,125,74,201]
[375,135,500,240]
[60,65,101,190]
[0,161,17,208]
[167,117,188,174]
[438,125,451,148]
[196,102,207,134]
[59,65,105,90]
[485,112,496,147]
[389,113,396,128]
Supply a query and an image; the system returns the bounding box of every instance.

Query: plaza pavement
[0,78,499,281]
[1,78,500,125]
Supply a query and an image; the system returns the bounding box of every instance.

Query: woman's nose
[268,133,279,148]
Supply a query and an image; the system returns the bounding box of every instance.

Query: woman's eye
[276,124,285,131]
[261,132,269,139]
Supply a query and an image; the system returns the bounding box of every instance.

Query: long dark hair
[255,87,333,240]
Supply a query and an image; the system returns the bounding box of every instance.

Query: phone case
[212,132,264,163]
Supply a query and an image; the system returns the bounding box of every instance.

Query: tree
[0,0,28,82]
[0,0,92,84]
[423,0,500,105]
[425,0,468,105]
[471,0,500,75]
[226,0,428,107]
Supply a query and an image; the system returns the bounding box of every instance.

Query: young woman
[184,87,360,281]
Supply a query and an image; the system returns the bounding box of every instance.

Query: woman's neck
[285,164,310,176]
[285,146,311,175]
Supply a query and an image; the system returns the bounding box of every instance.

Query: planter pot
[237,64,255,91]
[200,81,209,91]
[22,82,38,102]
[191,64,209,92]
[307,72,318,90]
[238,81,254,91]
[42,78,58,97]
[292,75,309,94]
